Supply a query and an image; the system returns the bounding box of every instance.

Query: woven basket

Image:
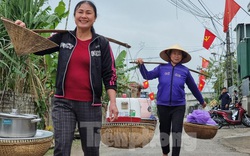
[140,118,157,127]
[101,122,155,148]
[1,17,58,56]
[183,122,218,139]
[0,133,53,156]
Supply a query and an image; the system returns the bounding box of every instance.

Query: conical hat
[1,17,58,56]
[159,44,191,63]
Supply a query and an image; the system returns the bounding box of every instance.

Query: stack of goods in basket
[184,109,218,139]
[105,98,142,122]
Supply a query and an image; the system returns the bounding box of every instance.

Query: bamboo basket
[140,118,157,127]
[183,122,218,139]
[0,131,53,156]
[1,17,58,56]
[101,122,155,148]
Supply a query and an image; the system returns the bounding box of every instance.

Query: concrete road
[46,124,250,156]
[97,125,250,156]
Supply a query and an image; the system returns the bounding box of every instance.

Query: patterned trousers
[52,97,102,156]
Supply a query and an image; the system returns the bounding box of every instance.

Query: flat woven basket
[183,122,218,139]
[0,135,53,156]
[101,122,156,148]
[1,17,58,56]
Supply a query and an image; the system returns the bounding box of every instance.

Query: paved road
[98,125,250,156]
[46,124,250,156]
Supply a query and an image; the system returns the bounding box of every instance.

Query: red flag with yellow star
[202,57,210,68]
[198,72,206,91]
[203,29,216,50]
[143,80,149,89]
[223,0,240,33]
[149,92,154,100]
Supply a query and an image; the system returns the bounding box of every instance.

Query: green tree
[205,51,238,99]
[0,0,68,128]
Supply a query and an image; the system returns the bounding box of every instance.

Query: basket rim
[183,122,218,130]
[102,122,156,127]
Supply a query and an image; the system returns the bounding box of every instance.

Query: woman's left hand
[202,102,207,108]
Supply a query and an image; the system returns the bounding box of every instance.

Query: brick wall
[0,91,35,114]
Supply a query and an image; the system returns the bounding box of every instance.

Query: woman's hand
[202,102,207,108]
[14,20,26,28]
[108,102,119,122]
[107,89,118,122]
[136,58,144,65]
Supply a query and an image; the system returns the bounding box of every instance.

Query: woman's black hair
[73,0,97,18]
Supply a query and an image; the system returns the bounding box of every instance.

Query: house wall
[0,91,35,114]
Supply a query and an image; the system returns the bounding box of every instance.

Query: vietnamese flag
[198,73,206,91]
[149,92,154,100]
[223,0,240,33]
[203,29,216,50]
[202,57,210,68]
[143,80,149,89]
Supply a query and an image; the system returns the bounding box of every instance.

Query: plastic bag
[186,109,216,125]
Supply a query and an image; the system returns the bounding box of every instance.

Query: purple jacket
[139,63,204,106]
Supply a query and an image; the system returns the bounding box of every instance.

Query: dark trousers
[52,97,102,156]
[157,105,186,156]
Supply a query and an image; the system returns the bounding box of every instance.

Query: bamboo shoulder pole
[32,29,131,48]
[129,61,209,77]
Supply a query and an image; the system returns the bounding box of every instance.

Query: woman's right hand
[136,58,144,65]
[14,20,26,28]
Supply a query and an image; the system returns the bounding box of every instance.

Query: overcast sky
[48,0,250,94]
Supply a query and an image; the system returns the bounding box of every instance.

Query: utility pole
[225,31,233,88]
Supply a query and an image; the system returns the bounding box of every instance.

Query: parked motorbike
[209,102,250,129]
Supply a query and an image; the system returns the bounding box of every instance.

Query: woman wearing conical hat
[136,44,206,156]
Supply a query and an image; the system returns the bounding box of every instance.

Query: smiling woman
[73,1,97,41]
[14,1,119,156]
[136,43,207,156]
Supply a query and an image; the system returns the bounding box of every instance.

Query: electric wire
[166,0,209,18]
[198,0,224,42]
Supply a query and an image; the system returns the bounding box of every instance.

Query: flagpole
[199,56,205,59]
[129,61,209,77]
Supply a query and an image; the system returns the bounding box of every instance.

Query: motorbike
[209,101,250,129]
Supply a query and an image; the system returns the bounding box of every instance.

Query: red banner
[143,80,149,89]
[223,0,240,32]
[198,72,206,91]
[149,92,154,100]
[202,57,210,68]
[203,29,216,50]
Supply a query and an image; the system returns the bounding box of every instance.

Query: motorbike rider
[219,87,231,110]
